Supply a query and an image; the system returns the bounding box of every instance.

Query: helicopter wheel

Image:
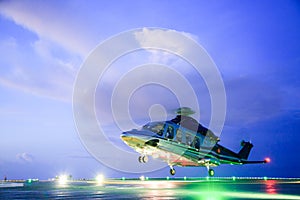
[208,169,215,177]
[138,156,143,163]
[170,168,176,176]
[142,155,148,163]
[138,155,148,163]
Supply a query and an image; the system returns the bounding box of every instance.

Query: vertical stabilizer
[238,141,253,160]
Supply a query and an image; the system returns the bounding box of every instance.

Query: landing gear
[206,165,215,177]
[169,166,176,176]
[138,155,148,163]
[208,168,215,177]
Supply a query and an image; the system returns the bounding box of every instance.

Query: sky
[0,0,300,180]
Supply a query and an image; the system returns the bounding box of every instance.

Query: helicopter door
[193,136,200,150]
[175,129,183,143]
[186,132,193,146]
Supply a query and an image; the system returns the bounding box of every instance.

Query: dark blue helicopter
[121,107,270,176]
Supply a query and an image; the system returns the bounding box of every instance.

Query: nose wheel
[169,166,176,176]
[138,155,148,163]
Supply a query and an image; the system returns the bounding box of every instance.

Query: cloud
[0,1,92,56]
[135,28,185,54]
[16,152,34,163]
[0,1,96,102]
[93,28,217,128]
[0,33,80,102]
[134,28,200,63]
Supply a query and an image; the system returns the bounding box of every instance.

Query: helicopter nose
[121,129,138,137]
[121,131,128,138]
[121,130,140,142]
[120,131,132,141]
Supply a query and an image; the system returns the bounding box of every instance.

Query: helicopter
[121,107,270,176]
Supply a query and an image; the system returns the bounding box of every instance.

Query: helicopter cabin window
[193,136,200,150]
[144,123,164,136]
[186,132,193,146]
[166,125,174,139]
[176,129,183,143]
[154,124,165,136]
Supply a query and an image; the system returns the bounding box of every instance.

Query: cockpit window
[143,123,164,136]
[166,125,174,139]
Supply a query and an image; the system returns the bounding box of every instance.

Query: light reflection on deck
[97,178,300,199]
[4,177,300,199]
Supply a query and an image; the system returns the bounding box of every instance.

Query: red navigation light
[265,157,271,163]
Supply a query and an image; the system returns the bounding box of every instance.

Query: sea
[1,178,300,199]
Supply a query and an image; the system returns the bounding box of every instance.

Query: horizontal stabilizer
[242,158,270,164]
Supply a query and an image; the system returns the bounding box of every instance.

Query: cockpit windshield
[143,122,164,136]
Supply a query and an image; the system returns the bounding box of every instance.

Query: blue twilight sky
[0,0,300,180]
